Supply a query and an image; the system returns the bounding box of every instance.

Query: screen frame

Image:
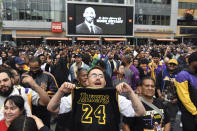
[66,1,134,37]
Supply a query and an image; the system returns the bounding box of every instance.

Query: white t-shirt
[41,63,51,72]
[0,85,40,120]
[59,94,135,117]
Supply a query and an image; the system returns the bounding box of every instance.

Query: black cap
[74,53,82,58]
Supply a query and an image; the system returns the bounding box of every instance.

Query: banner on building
[51,22,62,32]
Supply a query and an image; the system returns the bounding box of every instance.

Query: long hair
[7,116,38,131]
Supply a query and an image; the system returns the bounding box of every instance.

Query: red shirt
[0,120,7,131]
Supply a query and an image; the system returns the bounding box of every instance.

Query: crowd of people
[0,42,196,131]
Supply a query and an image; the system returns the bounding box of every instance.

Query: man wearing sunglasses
[47,66,146,131]
[156,59,180,131]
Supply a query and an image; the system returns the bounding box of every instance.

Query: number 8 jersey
[71,87,120,131]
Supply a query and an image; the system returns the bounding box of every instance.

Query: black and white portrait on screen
[76,7,103,34]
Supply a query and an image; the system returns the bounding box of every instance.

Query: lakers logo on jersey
[72,88,120,131]
[77,92,109,104]
[41,82,47,91]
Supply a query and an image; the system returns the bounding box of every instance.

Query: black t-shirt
[104,71,113,88]
[71,87,120,131]
[123,98,170,131]
[138,67,151,80]
[156,71,177,101]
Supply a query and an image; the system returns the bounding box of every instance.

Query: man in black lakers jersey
[47,66,146,131]
[123,77,171,131]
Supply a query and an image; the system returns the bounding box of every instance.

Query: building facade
[176,0,197,44]
[134,0,178,45]
[1,0,66,45]
[0,0,180,45]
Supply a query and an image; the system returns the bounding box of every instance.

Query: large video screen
[67,3,134,36]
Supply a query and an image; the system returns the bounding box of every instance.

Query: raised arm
[47,82,75,114]
[22,75,50,106]
[116,82,146,117]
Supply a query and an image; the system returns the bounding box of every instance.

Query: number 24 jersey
[71,87,120,131]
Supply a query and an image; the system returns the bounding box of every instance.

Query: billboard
[180,27,197,34]
[67,2,134,37]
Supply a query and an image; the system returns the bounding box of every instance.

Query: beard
[29,69,42,79]
[0,85,13,97]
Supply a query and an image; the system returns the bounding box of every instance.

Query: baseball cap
[74,54,82,58]
[15,57,25,65]
[168,59,178,65]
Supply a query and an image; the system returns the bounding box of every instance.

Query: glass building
[0,0,179,45]
[176,0,197,44]
[135,0,171,25]
[134,0,178,44]
[3,0,65,22]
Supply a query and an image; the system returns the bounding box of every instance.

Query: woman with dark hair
[0,95,25,131]
[7,115,52,131]
[73,67,88,87]
[7,115,37,131]
[1,51,8,62]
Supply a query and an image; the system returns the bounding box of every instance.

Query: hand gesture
[71,57,75,63]
[28,115,44,130]
[166,46,170,52]
[21,74,36,86]
[59,82,76,93]
[107,51,111,57]
[116,82,133,94]
[159,94,165,102]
